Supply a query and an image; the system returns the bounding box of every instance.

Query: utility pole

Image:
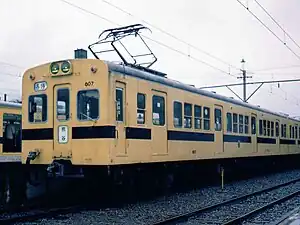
[237,59,252,102]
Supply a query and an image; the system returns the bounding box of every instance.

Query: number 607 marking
[85,81,94,87]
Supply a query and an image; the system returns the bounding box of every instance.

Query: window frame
[214,108,222,131]
[226,112,232,132]
[137,93,146,125]
[233,113,238,133]
[239,114,244,134]
[194,105,202,130]
[77,89,100,121]
[251,116,256,135]
[56,88,70,121]
[173,101,183,128]
[275,121,279,137]
[184,103,192,129]
[244,115,249,134]
[28,94,48,123]
[152,95,165,126]
[203,106,210,130]
[270,121,274,137]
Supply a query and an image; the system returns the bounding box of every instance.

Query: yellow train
[21,25,300,187]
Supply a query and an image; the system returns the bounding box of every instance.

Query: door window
[57,88,69,121]
[137,93,146,124]
[116,88,124,122]
[251,116,256,135]
[152,95,165,126]
[214,108,222,131]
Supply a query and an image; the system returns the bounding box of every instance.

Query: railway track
[150,177,300,225]
[0,205,84,225]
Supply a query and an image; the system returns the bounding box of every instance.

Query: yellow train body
[21,59,300,167]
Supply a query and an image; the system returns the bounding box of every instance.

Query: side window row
[226,113,254,134]
[29,89,100,123]
[135,93,165,126]
[173,102,210,130]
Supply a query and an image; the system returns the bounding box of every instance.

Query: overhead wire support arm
[199,78,300,103]
[226,86,244,102]
[199,78,300,89]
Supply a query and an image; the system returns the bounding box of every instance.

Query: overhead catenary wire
[251,64,300,72]
[99,0,241,71]
[253,0,300,51]
[57,0,236,78]
[0,61,24,69]
[236,0,300,61]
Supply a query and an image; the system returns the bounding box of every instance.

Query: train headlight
[50,62,60,74]
[61,61,71,73]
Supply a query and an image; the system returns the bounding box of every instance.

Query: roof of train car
[0,101,21,109]
[106,61,300,122]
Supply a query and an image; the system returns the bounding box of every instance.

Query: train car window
[251,116,256,134]
[275,122,279,137]
[137,93,146,124]
[267,121,270,136]
[28,94,47,122]
[184,103,192,128]
[271,121,274,137]
[244,116,249,134]
[283,124,287,138]
[239,115,244,134]
[77,90,99,121]
[3,113,21,153]
[115,88,123,122]
[233,113,238,133]
[296,126,298,139]
[263,120,267,136]
[194,105,202,129]
[152,95,165,126]
[259,120,263,135]
[203,107,210,130]
[174,102,182,128]
[57,88,69,121]
[226,113,232,132]
[214,108,222,131]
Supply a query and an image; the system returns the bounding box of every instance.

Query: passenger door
[214,105,224,153]
[53,84,72,159]
[115,82,127,156]
[152,91,167,155]
[251,114,258,153]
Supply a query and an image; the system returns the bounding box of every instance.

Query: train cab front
[22,59,111,178]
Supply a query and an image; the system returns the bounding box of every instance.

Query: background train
[0,100,24,205]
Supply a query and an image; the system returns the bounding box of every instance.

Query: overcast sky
[1,0,300,116]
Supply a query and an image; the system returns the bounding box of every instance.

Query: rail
[149,177,300,225]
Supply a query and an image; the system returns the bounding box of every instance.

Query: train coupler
[26,149,40,164]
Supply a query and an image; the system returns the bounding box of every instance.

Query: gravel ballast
[11,169,300,225]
